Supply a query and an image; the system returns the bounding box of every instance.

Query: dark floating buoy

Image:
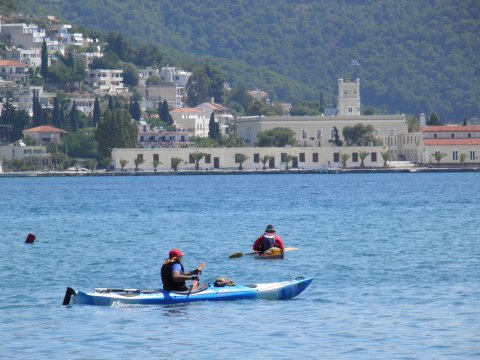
[25,233,36,244]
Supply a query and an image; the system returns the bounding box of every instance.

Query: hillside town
[0,15,479,174]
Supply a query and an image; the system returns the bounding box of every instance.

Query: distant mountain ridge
[17,0,480,121]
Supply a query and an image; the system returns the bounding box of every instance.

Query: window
[348,107,353,113]
[312,153,318,162]
[299,153,305,162]
[352,153,358,162]
[189,154,195,164]
[389,128,396,136]
[205,154,211,164]
[153,154,159,162]
[452,150,458,161]
[281,153,286,162]
[301,129,307,139]
[371,152,377,162]
[254,153,260,163]
[330,129,336,139]
[316,129,322,139]
[451,133,454,138]
[470,150,476,160]
[333,152,340,162]
[434,133,437,138]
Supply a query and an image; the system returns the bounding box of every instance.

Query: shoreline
[1,166,480,177]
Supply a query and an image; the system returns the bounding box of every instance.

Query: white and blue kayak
[63,277,313,306]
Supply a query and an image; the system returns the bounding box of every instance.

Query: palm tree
[340,153,351,168]
[358,151,369,168]
[190,151,206,171]
[120,159,128,172]
[284,154,296,170]
[260,155,269,170]
[380,151,390,168]
[431,151,447,166]
[171,157,183,171]
[152,159,162,172]
[235,153,249,170]
[134,156,144,172]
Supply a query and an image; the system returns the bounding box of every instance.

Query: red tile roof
[424,139,480,146]
[421,125,480,132]
[0,60,29,67]
[24,125,66,133]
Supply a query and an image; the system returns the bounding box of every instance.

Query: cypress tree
[32,90,43,127]
[40,39,49,78]
[69,101,80,131]
[52,97,61,128]
[131,101,141,120]
[208,112,219,140]
[108,95,114,110]
[92,97,101,127]
[160,100,173,125]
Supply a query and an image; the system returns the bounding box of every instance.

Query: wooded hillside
[16,0,480,121]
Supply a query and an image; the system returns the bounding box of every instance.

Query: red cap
[169,248,184,259]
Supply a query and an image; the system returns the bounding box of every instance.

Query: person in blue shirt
[161,248,200,291]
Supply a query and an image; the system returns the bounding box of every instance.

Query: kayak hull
[65,277,313,306]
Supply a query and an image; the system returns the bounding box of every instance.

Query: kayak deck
[64,277,313,306]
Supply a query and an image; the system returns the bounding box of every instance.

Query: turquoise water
[0,173,479,359]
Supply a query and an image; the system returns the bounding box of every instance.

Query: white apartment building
[170,108,208,137]
[0,47,42,67]
[86,69,124,94]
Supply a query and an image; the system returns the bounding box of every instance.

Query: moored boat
[63,277,313,306]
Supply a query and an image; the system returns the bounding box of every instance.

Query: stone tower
[338,78,360,116]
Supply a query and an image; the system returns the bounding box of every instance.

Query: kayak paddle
[228,247,299,258]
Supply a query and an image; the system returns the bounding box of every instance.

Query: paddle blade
[229,252,244,259]
[285,247,299,251]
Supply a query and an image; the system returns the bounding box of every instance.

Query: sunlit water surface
[0,173,479,359]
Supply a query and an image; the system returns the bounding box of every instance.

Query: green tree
[32,89,43,127]
[52,97,62,128]
[130,100,141,120]
[186,70,209,107]
[190,151,206,170]
[340,153,351,168]
[284,154,296,170]
[92,97,101,127]
[0,99,30,142]
[260,155,269,170]
[235,153,248,170]
[69,101,80,131]
[40,39,48,78]
[319,91,326,114]
[121,62,139,88]
[342,123,380,146]
[256,127,297,147]
[427,113,442,126]
[459,153,467,164]
[328,126,343,146]
[171,157,183,171]
[208,112,220,140]
[152,159,162,172]
[95,108,138,158]
[120,159,129,171]
[159,100,173,126]
[358,151,370,168]
[381,151,390,168]
[134,155,144,171]
[431,151,447,166]
[407,115,419,132]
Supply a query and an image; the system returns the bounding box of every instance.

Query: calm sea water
[0,173,479,359]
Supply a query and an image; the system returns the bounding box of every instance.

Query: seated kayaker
[161,248,201,291]
[252,224,285,254]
